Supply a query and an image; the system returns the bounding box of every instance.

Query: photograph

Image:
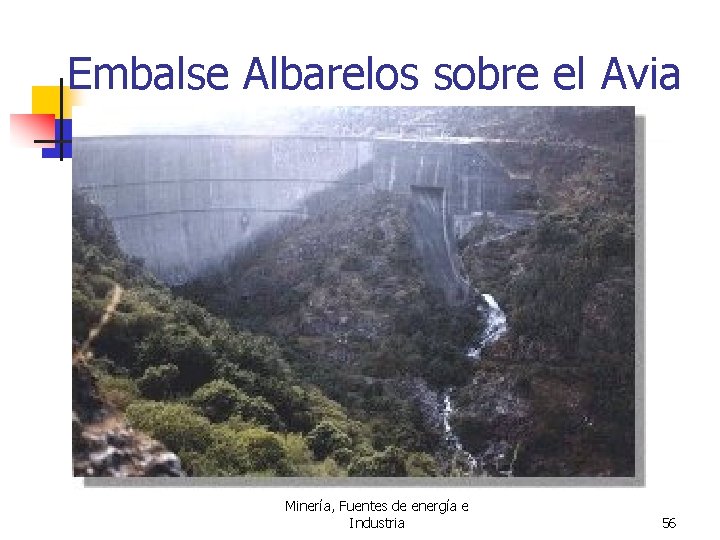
[71,106,637,480]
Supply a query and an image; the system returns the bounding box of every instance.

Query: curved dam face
[73,136,373,283]
[409,186,470,305]
[73,134,531,291]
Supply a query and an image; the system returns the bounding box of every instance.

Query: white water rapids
[440,293,508,475]
[467,293,508,360]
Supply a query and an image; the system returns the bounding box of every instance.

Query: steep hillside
[180,188,479,457]
[72,192,438,477]
[74,107,636,477]
[178,111,636,477]
[453,152,635,476]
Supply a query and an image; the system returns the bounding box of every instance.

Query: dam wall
[409,186,470,305]
[73,135,531,285]
[73,136,373,283]
[372,140,521,214]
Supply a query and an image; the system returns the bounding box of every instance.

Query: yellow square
[32,86,80,119]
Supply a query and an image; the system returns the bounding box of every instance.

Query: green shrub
[215,364,258,394]
[138,323,216,393]
[260,383,316,433]
[307,458,344,477]
[406,452,438,477]
[72,289,101,341]
[189,379,283,428]
[238,427,292,474]
[177,440,250,477]
[331,447,353,467]
[190,379,243,422]
[137,364,181,400]
[176,451,213,477]
[307,420,351,460]
[125,401,213,453]
[347,446,408,477]
[281,433,313,466]
[204,425,252,475]
[97,373,139,410]
[93,300,165,374]
[211,330,289,377]
[238,395,283,430]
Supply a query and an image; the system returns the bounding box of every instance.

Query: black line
[75,177,371,189]
[59,77,64,161]
[34,139,71,144]
[109,207,308,221]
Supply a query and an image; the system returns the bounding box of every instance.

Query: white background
[0,1,717,537]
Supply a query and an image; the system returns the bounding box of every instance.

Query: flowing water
[467,293,508,360]
[440,293,508,475]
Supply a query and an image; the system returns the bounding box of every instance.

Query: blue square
[41,119,72,159]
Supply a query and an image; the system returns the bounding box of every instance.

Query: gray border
[85,113,646,488]
[635,115,646,487]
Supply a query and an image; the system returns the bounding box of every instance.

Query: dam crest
[73,134,532,287]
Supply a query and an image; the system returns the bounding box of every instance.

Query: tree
[190,380,243,422]
[137,364,180,399]
[139,323,216,393]
[307,420,352,460]
[125,401,214,453]
[347,446,408,477]
[239,427,292,474]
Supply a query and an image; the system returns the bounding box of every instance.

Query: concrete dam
[72,134,530,290]
[409,186,471,304]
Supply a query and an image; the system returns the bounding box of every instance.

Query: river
[440,292,508,476]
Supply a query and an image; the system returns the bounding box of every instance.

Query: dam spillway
[73,134,530,284]
[409,186,470,305]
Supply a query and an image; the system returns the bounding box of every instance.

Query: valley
[72,106,636,478]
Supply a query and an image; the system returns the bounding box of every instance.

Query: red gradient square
[10,114,56,148]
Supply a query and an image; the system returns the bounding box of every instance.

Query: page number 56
[662,518,676,529]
